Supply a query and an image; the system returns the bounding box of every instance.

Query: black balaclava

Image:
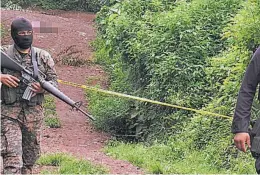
[11,18,33,49]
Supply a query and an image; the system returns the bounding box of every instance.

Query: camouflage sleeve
[1,45,9,73]
[37,49,58,88]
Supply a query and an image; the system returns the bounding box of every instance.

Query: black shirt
[232,47,260,133]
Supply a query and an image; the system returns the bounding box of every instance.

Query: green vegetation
[1,24,5,39]
[37,153,107,174]
[43,95,61,128]
[44,116,61,128]
[105,140,256,174]
[90,0,260,173]
[43,95,56,115]
[1,1,22,10]
[1,0,115,12]
[91,0,245,138]
[1,23,8,40]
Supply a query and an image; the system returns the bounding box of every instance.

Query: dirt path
[1,9,143,174]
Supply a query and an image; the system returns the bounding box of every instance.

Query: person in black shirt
[232,46,260,174]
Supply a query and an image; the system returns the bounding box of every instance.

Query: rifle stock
[1,51,24,72]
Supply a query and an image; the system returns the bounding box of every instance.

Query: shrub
[93,0,260,173]
[91,0,243,140]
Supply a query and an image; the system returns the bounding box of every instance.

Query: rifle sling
[31,47,39,80]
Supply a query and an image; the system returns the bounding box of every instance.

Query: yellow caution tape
[57,79,232,120]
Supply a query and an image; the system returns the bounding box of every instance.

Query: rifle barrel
[77,108,95,121]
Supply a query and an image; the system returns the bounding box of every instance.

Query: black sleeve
[232,47,260,133]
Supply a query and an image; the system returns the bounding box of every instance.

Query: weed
[104,141,255,174]
[0,24,6,39]
[43,95,56,110]
[61,56,90,67]
[43,95,61,128]
[56,45,91,67]
[37,153,70,166]
[37,153,108,174]
[44,116,61,128]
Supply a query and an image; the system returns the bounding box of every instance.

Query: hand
[234,132,251,152]
[0,73,20,88]
[31,82,45,94]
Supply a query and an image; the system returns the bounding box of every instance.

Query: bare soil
[1,9,143,174]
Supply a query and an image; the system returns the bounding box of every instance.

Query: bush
[91,0,243,140]
[87,91,136,138]
[188,0,260,170]
[93,0,260,173]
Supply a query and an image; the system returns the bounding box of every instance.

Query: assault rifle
[1,51,95,121]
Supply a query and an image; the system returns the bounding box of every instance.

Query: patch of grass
[105,141,173,174]
[43,95,61,128]
[40,169,58,174]
[37,153,108,174]
[43,95,56,112]
[37,153,72,166]
[44,116,61,128]
[104,141,256,174]
[86,76,104,87]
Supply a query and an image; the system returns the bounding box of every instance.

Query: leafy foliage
[1,0,22,10]
[91,0,243,139]
[91,0,260,173]
[1,0,115,12]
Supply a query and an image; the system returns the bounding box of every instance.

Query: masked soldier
[232,46,260,174]
[0,18,58,174]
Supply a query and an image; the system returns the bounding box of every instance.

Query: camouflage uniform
[1,45,58,174]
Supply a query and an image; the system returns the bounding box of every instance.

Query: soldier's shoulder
[33,47,52,58]
[33,47,55,67]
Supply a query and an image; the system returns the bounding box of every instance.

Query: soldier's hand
[0,73,20,88]
[31,82,45,93]
[234,132,251,152]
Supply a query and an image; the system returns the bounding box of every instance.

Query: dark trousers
[256,157,260,174]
